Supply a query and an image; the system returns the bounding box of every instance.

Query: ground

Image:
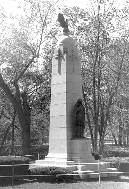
[1,144,129,188]
[1,175,129,189]
[0,181,129,189]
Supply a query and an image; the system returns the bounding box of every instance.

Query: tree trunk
[11,111,16,155]
[16,106,30,155]
[118,125,123,146]
[112,132,118,145]
[99,122,106,154]
[123,129,126,146]
[0,66,31,155]
[22,124,30,155]
[94,121,98,153]
[16,92,31,155]
[99,135,105,154]
[127,133,129,146]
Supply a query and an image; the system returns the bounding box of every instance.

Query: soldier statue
[72,99,85,138]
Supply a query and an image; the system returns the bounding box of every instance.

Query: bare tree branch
[14,56,35,83]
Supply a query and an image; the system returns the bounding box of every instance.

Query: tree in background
[64,0,129,154]
[0,0,57,155]
[1,0,129,156]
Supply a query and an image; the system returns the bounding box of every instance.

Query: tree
[109,94,129,146]
[63,0,129,154]
[0,0,57,154]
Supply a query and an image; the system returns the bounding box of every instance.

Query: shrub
[0,156,31,176]
[0,156,30,165]
[29,166,77,182]
[30,166,74,175]
[30,145,48,159]
[103,145,129,158]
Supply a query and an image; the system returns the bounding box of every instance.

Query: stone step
[74,170,94,173]
[29,160,77,171]
[35,159,74,165]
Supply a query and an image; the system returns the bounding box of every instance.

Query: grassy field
[0,181,129,189]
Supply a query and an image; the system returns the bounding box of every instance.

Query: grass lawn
[0,180,129,189]
[0,181,128,189]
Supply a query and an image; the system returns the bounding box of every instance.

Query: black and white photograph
[0,0,129,188]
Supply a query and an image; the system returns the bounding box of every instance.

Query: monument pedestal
[71,138,98,172]
[71,138,95,163]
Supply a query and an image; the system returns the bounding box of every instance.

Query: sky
[57,0,127,9]
[0,0,128,38]
[0,0,128,70]
[0,0,127,15]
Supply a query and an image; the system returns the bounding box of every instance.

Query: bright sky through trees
[0,0,128,39]
[62,0,127,8]
[0,0,127,15]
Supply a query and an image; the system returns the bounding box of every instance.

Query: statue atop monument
[72,99,85,138]
[58,13,69,34]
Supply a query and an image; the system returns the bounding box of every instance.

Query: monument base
[34,153,74,168]
[29,156,77,173]
[29,138,118,180]
[29,153,76,171]
[29,138,98,171]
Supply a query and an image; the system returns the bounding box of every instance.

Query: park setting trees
[0,0,129,156]
[63,0,129,154]
[0,0,57,155]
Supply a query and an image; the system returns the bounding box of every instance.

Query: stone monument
[47,13,88,163]
[30,14,118,179]
[34,13,95,164]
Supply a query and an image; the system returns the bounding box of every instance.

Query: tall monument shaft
[31,14,99,174]
[48,35,82,160]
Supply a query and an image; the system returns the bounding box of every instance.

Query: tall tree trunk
[16,105,30,155]
[0,63,32,155]
[94,119,98,153]
[13,81,31,155]
[112,132,118,145]
[21,91,31,155]
[99,134,105,155]
[127,133,129,146]
[11,111,16,155]
[11,123,15,155]
[123,129,126,146]
[15,92,31,155]
[118,124,123,146]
